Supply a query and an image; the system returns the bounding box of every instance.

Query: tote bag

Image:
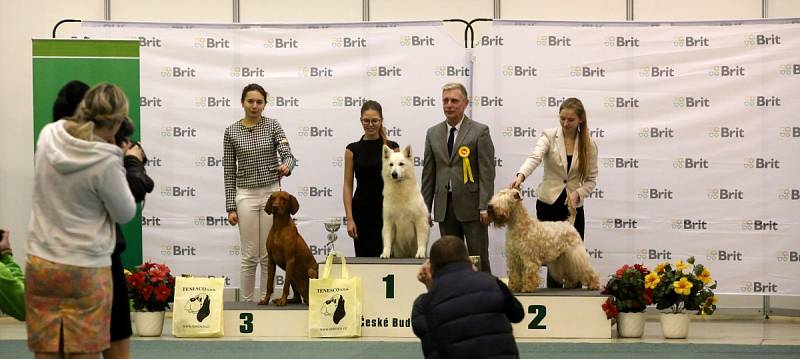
[308,253,363,337]
[172,276,225,337]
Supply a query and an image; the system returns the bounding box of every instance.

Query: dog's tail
[552,245,598,289]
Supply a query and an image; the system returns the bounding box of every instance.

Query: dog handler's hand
[126,144,143,161]
[569,191,580,209]
[347,221,357,239]
[227,211,239,225]
[509,173,524,189]
[480,212,490,226]
[417,260,433,290]
[276,164,290,177]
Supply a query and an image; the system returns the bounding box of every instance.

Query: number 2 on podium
[382,274,395,299]
[528,305,546,329]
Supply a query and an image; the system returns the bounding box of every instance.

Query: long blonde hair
[65,82,129,141]
[560,98,590,179]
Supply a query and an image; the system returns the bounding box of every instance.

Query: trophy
[323,217,342,253]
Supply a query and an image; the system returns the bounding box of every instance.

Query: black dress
[346,137,399,257]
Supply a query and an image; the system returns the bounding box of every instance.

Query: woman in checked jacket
[224,83,296,304]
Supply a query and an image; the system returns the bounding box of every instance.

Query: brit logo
[138,36,162,47]
[777,189,799,200]
[194,37,230,49]
[637,188,674,199]
[161,66,196,78]
[604,36,639,47]
[639,66,675,78]
[332,96,368,107]
[672,219,708,230]
[586,248,604,259]
[570,66,606,77]
[264,38,299,48]
[519,187,537,198]
[741,219,779,231]
[469,96,504,107]
[635,248,671,260]
[744,34,781,46]
[476,35,504,47]
[602,218,639,229]
[367,66,403,77]
[778,127,799,138]
[161,245,197,256]
[536,96,566,108]
[601,157,640,169]
[331,156,344,167]
[161,126,197,137]
[707,250,742,261]
[707,188,744,200]
[160,186,197,197]
[299,67,334,77]
[230,66,265,78]
[536,35,571,47]
[673,96,710,108]
[141,216,161,226]
[502,65,537,77]
[297,186,334,197]
[435,65,470,77]
[228,245,241,256]
[708,65,745,77]
[267,94,300,107]
[385,126,403,137]
[743,157,780,169]
[673,36,710,47]
[639,127,675,138]
[589,128,606,138]
[779,64,800,75]
[194,156,223,167]
[708,127,744,138]
[673,157,709,169]
[740,281,778,293]
[777,251,800,263]
[400,35,436,47]
[401,96,437,107]
[604,97,640,108]
[331,36,366,48]
[744,96,781,107]
[140,96,163,107]
[194,216,231,226]
[502,127,537,137]
[144,157,162,167]
[297,126,334,137]
[194,97,231,108]
[587,187,605,199]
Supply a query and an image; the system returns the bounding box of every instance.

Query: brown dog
[260,191,319,306]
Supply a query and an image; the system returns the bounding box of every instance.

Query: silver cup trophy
[323,217,342,253]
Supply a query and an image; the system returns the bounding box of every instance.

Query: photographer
[0,229,25,321]
[106,117,154,359]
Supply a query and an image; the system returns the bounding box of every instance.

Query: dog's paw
[379,251,390,259]
[273,297,288,306]
[257,297,270,305]
[415,248,427,259]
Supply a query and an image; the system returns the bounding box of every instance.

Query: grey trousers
[437,192,491,273]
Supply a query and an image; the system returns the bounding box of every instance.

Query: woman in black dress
[343,100,399,257]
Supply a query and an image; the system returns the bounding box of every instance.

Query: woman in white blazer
[509,97,598,287]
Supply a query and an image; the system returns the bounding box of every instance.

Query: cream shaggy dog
[380,144,429,259]
[487,188,599,292]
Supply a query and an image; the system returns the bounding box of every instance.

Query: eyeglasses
[360,118,382,125]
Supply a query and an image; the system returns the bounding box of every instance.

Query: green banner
[32,39,143,269]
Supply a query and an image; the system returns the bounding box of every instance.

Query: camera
[115,118,149,165]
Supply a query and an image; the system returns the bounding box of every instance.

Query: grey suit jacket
[421,116,496,222]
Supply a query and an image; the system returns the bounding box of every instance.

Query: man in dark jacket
[411,235,524,359]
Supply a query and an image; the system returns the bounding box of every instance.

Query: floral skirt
[25,255,112,353]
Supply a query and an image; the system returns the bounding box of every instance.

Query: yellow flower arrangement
[652,257,718,315]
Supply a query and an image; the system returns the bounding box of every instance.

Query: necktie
[447,126,456,157]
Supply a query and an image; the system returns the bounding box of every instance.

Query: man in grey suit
[421,83,496,273]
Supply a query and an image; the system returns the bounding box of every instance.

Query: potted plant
[126,261,176,336]
[647,257,717,339]
[601,264,653,337]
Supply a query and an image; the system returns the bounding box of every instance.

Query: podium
[222,258,610,338]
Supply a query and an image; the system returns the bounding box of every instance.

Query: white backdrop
[81,19,799,295]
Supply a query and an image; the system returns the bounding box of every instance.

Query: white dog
[488,188,599,292]
[380,144,429,259]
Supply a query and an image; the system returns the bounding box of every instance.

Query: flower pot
[134,311,165,337]
[659,312,690,339]
[617,312,645,338]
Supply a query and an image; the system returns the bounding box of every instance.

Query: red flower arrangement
[601,264,653,319]
[126,262,176,312]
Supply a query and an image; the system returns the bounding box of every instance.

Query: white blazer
[516,127,598,207]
